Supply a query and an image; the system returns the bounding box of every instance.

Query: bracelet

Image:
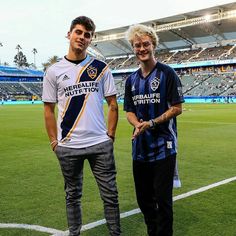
[50,140,58,145]
[107,133,115,141]
[52,144,58,151]
[149,119,157,129]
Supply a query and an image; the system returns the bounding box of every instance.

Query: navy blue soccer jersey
[124,62,184,162]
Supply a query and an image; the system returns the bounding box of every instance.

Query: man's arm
[126,112,140,127]
[105,95,118,141]
[44,102,58,151]
[132,103,183,138]
[153,103,182,125]
[126,112,142,139]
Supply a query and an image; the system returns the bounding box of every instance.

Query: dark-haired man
[42,16,121,236]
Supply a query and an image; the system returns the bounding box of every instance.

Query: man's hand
[132,120,150,139]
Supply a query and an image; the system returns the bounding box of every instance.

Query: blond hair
[126,24,159,49]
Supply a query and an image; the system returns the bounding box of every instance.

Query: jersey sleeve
[103,68,117,97]
[42,67,58,103]
[166,68,185,105]
[124,76,136,112]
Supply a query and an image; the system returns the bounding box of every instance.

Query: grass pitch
[0,103,235,235]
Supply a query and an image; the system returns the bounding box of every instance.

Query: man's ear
[66,31,70,39]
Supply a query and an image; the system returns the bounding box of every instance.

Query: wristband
[107,133,115,141]
[52,144,58,151]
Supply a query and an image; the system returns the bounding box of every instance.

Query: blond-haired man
[124,24,184,236]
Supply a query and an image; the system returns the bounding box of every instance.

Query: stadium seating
[0,45,236,101]
[107,45,236,69]
[0,66,43,100]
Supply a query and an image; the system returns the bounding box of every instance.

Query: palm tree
[42,55,60,71]
[32,48,38,67]
[14,51,29,67]
[16,44,22,53]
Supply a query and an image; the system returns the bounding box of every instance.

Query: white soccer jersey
[42,55,117,148]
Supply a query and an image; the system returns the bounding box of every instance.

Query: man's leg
[133,161,158,236]
[87,140,121,236]
[55,146,85,236]
[153,155,176,236]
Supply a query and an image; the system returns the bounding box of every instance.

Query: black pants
[133,155,176,236]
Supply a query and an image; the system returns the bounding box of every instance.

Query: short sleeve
[124,77,136,112]
[166,68,184,105]
[42,67,58,103]
[103,68,117,97]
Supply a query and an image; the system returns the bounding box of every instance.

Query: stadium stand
[106,45,236,68]
[1,48,236,101]
[0,66,43,101]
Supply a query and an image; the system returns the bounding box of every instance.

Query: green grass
[0,103,235,235]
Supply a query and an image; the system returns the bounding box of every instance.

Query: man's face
[132,35,155,63]
[67,24,93,54]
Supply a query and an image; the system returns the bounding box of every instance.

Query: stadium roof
[89,2,236,59]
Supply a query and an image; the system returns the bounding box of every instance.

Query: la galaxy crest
[150,77,160,91]
[87,65,97,79]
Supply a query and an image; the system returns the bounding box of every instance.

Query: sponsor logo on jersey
[150,77,160,91]
[64,82,99,97]
[87,65,97,79]
[132,93,160,105]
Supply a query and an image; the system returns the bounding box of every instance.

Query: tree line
[0,43,59,71]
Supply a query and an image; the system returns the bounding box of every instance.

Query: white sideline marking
[53,176,236,236]
[1,176,235,236]
[173,176,236,201]
[0,223,64,235]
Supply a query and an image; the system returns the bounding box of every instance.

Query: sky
[0,0,235,69]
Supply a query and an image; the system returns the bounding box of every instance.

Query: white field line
[0,176,235,236]
[173,176,236,201]
[0,223,64,235]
